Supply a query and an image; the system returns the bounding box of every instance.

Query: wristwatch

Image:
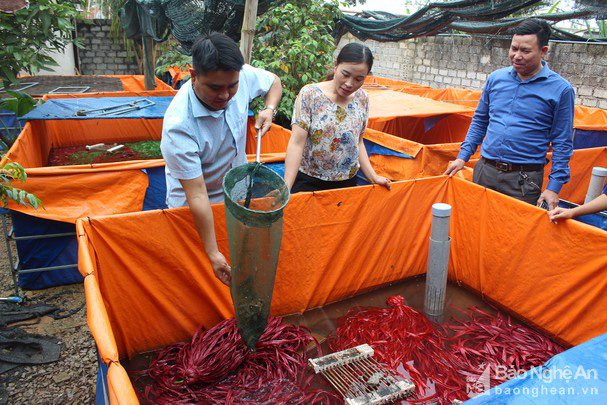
[262,105,277,119]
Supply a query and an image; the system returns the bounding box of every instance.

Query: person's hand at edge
[444,158,466,177]
[537,189,559,211]
[255,109,274,137]
[548,207,573,224]
[208,250,231,286]
[373,175,391,190]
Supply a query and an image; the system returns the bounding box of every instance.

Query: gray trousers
[473,158,543,205]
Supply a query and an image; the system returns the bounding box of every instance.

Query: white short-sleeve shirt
[161,64,275,207]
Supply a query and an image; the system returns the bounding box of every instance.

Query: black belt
[482,158,544,172]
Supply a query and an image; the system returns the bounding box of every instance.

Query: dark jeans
[291,171,357,193]
[473,158,543,205]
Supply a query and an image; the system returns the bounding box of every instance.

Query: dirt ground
[0,76,124,99]
[0,216,96,404]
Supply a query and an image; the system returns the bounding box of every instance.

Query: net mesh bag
[222,162,290,350]
[133,0,280,52]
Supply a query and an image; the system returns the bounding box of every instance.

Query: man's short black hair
[191,32,245,74]
[513,18,551,48]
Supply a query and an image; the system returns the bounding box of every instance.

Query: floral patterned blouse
[291,84,369,181]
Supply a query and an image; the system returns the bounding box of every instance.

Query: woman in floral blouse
[284,43,391,193]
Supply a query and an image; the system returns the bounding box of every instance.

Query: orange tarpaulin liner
[12,171,149,221]
[166,65,192,88]
[364,128,482,180]
[367,75,607,133]
[6,119,164,168]
[364,89,475,145]
[381,86,481,111]
[106,75,173,92]
[446,177,607,343]
[2,115,165,222]
[244,118,291,156]
[366,89,474,121]
[364,75,432,92]
[574,105,607,131]
[366,76,481,107]
[78,176,607,404]
[369,113,473,145]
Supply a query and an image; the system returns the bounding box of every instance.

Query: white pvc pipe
[424,203,452,319]
[107,144,124,153]
[584,167,607,204]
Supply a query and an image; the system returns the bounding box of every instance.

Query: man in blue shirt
[444,19,574,210]
[161,33,282,286]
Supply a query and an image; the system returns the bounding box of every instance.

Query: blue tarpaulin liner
[12,211,81,290]
[364,138,414,159]
[16,167,167,289]
[574,130,607,150]
[466,332,607,404]
[95,351,110,405]
[263,162,285,179]
[21,97,174,120]
[423,114,449,132]
[141,167,168,211]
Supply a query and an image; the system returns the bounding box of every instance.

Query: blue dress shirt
[458,62,575,193]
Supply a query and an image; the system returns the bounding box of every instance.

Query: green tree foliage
[0,158,43,209]
[0,0,83,87]
[154,39,191,79]
[251,0,342,126]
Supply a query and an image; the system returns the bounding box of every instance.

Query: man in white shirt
[161,32,282,286]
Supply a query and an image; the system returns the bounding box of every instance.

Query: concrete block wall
[338,33,607,109]
[77,19,140,75]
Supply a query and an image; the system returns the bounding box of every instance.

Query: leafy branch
[0,158,43,209]
[250,0,342,126]
[0,0,83,88]
[154,39,191,79]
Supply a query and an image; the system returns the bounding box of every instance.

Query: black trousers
[473,158,543,205]
[291,171,357,193]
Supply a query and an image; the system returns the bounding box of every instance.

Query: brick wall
[338,33,607,109]
[77,19,140,75]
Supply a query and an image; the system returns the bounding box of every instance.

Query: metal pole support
[142,36,156,91]
[1,213,19,297]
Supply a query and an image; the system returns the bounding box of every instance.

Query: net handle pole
[255,127,262,163]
